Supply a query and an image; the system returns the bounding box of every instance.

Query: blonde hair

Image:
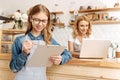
[26,4,52,44]
[72,15,92,38]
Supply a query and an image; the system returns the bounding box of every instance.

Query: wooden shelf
[2,29,25,35]
[0,29,26,60]
[92,20,120,24]
[50,11,64,28]
[52,22,65,27]
[70,7,120,13]
[50,11,64,14]
[69,7,120,25]
[0,53,11,60]
[1,41,13,44]
[69,20,120,25]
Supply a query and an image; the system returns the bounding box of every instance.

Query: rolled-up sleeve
[52,38,72,65]
[60,49,72,64]
[9,37,27,73]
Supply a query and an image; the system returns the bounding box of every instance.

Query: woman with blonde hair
[68,15,93,57]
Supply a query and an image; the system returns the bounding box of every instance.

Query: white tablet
[26,45,66,67]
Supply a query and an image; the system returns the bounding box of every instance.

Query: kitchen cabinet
[1,58,120,80]
[0,29,25,59]
[47,58,120,80]
[50,11,65,27]
[69,7,120,25]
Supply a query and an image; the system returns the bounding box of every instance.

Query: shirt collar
[28,32,43,40]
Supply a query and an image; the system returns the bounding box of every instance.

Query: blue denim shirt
[9,32,72,73]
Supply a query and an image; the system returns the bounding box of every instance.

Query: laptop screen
[79,39,111,59]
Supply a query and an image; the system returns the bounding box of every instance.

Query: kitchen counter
[1,58,120,80]
[67,58,120,68]
[47,58,120,80]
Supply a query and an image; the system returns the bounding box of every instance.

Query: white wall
[51,0,120,47]
[0,0,120,47]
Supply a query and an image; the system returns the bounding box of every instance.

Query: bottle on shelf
[116,44,120,58]
[108,42,118,59]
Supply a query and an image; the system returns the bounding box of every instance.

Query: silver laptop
[79,39,111,59]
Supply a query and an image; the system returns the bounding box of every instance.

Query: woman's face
[78,20,89,35]
[31,12,48,33]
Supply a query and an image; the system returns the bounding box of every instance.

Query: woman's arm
[68,41,74,52]
[9,37,28,73]
[68,41,79,58]
[50,39,72,65]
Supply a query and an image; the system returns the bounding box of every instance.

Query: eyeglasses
[79,25,89,27]
[32,18,48,24]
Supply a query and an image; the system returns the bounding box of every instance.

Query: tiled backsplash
[92,24,120,43]
[52,27,72,49]
[53,25,120,48]
[1,23,120,49]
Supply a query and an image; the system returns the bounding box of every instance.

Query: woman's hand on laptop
[49,55,62,65]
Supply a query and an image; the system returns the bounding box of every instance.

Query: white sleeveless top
[68,35,93,52]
